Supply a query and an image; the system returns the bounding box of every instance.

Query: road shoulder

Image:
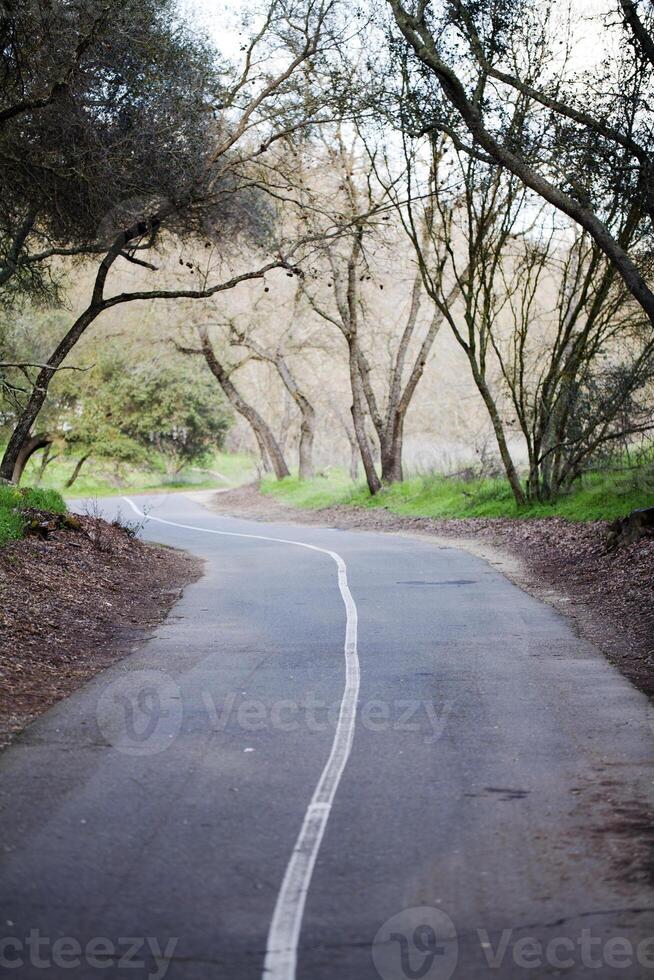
[0,510,202,750]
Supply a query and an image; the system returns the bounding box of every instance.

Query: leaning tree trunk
[233,395,289,480]
[297,403,316,481]
[34,443,57,486]
[348,337,381,495]
[198,329,290,480]
[11,433,53,485]
[473,369,526,507]
[264,351,316,480]
[1,318,97,482]
[348,439,359,482]
[337,416,360,481]
[252,430,273,474]
[65,454,90,489]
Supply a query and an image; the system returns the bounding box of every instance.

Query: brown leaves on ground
[0,514,202,749]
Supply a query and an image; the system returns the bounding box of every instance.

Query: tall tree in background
[229,317,317,480]
[382,132,654,504]
[387,0,654,326]
[293,128,453,489]
[0,0,351,482]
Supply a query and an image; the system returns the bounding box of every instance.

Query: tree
[189,326,291,480]
[31,347,232,479]
[388,131,654,504]
[0,0,216,304]
[387,0,654,327]
[1,0,351,482]
[294,129,453,489]
[101,359,231,478]
[229,324,317,480]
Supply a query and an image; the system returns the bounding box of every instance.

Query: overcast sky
[182,0,616,70]
[180,0,246,56]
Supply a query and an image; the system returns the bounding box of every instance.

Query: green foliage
[262,462,654,522]
[0,307,73,427]
[0,485,66,546]
[21,450,256,498]
[113,361,231,475]
[0,0,222,307]
[50,349,231,475]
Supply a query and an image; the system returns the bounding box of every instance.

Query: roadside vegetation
[262,454,654,522]
[0,485,66,546]
[1,0,653,533]
[18,449,256,499]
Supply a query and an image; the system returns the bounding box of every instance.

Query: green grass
[261,471,356,509]
[262,464,654,522]
[0,484,67,546]
[20,450,257,499]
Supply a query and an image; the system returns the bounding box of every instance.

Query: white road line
[122,496,359,980]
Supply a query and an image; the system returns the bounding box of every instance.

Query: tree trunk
[34,444,57,486]
[198,328,290,480]
[275,358,315,480]
[380,411,405,484]
[65,454,90,488]
[348,440,359,482]
[0,304,102,482]
[11,433,52,485]
[471,367,526,507]
[297,403,316,481]
[362,282,449,487]
[253,429,273,474]
[277,391,294,457]
[348,337,381,495]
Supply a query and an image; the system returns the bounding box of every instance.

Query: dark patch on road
[463,787,531,801]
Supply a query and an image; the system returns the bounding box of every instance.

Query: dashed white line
[122,496,359,980]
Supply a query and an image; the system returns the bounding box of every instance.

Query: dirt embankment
[208,484,654,699]
[0,512,201,749]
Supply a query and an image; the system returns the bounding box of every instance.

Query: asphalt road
[1,491,653,980]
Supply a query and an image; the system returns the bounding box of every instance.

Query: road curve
[1,491,653,980]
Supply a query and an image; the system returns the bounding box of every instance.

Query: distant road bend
[0,491,652,980]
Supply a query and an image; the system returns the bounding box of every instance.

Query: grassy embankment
[0,485,67,546]
[20,449,257,499]
[1,450,257,545]
[261,463,654,522]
